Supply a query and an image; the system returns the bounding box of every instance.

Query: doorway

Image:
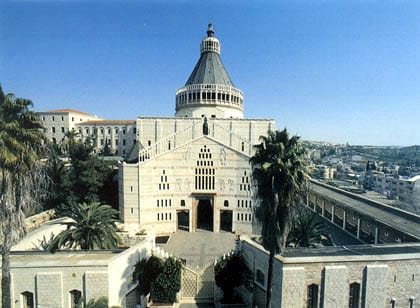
[177,210,190,231]
[197,199,213,231]
[220,210,233,232]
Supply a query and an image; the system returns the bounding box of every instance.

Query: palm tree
[0,85,45,308]
[287,208,332,248]
[50,201,121,251]
[61,128,79,155]
[250,129,308,308]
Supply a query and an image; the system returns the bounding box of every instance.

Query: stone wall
[10,263,108,308]
[24,209,54,232]
[240,237,420,308]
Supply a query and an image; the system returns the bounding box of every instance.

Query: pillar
[374,226,379,244]
[342,210,346,230]
[331,205,335,222]
[357,218,361,239]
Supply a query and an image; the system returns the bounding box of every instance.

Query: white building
[372,172,420,203]
[119,24,274,235]
[38,109,137,156]
[38,109,102,145]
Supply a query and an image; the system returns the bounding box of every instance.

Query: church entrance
[197,199,213,231]
[220,210,233,232]
[177,210,190,231]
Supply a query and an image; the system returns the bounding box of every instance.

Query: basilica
[118,24,274,235]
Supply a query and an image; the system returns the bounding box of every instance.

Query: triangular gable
[139,135,251,166]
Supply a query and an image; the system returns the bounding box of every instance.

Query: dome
[175,24,244,119]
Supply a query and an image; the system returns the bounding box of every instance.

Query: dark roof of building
[185,51,234,87]
[282,243,420,258]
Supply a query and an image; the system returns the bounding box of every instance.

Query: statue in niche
[219,179,225,191]
[203,117,209,135]
[183,146,191,164]
[184,178,191,190]
[228,179,234,191]
[219,148,226,166]
[176,178,182,191]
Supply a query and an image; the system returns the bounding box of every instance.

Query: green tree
[0,86,45,308]
[133,255,164,296]
[61,128,79,155]
[250,129,308,308]
[66,138,112,205]
[43,145,70,210]
[50,202,121,251]
[85,296,108,308]
[287,208,332,248]
[215,253,253,303]
[150,257,182,303]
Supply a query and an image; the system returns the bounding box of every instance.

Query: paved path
[156,230,237,270]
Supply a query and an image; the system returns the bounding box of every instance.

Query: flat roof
[243,237,420,262]
[310,181,420,239]
[9,250,122,268]
[282,243,420,258]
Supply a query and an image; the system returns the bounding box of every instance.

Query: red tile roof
[80,120,136,125]
[42,109,96,116]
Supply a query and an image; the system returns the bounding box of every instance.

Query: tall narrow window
[307,284,318,308]
[70,289,82,308]
[22,291,34,308]
[349,282,360,308]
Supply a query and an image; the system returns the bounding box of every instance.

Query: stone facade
[38,109,101,144]
[240,237,420,308]
[119,117,273,235]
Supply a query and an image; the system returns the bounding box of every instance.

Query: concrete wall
[108,237,154,307]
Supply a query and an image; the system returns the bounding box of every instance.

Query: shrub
[85,297,108,308]
[215,253,253,303]
[150,257,182,303]
[133,255,164,296]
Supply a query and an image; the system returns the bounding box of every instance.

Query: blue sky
[1,1,419,146]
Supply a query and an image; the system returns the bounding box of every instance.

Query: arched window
[21,291,34,308]
[224,200,229,207]
[307,284,319,308]
[349,282,361,308]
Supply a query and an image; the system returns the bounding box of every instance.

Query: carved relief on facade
[219,179,226,191]
[219,148,226,166]
[176,178,183,191]
[228,179,234,191]
[184,178,191,190]
[183,146,192,164]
